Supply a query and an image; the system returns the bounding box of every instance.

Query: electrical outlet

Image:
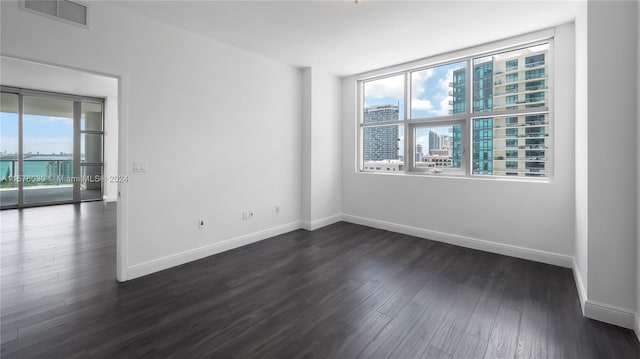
[198,219,205,229]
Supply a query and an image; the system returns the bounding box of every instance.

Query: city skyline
[362,43,549,176]
[1,112,74,155]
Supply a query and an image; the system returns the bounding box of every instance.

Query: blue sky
[1,112,73,155]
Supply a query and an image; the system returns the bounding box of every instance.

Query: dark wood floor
[1,203,639,358]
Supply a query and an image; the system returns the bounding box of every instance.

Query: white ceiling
[118,1,580,76]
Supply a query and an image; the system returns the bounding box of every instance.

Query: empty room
[1,0,639,358]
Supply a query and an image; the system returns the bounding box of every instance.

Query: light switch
[133,161,147,172]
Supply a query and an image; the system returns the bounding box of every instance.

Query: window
[358,39,551,179]
[525,54,545,68]
[505,128,518,137]
[1,87,105,209]
[506,95,518,104]
[506,84,519,93]
[525,69,545,80]
[525,92,545,107]
[411,62,466,118]
[506,139,519,148]
[526,80,545,92]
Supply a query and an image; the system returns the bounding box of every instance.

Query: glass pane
[81,133,102,164]
[23,96,74,204]
[473,43,549,113]
[81,102,103,131]
[411,61,466,119]
[81,165,102,200]
[58,0,87,25]
[362,124,404,172]
[473,114,550,177]
[363,75,404,122]
[414,124,462,171]
[1,93,19,206]
[25,0,57,16]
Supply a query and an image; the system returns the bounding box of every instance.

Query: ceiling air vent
[23,0,87,26]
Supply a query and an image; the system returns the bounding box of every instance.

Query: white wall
[0,57,119,202]
[584,0,637,323]
[301,67,342,230]
[0,1,302,280]
[301,69,312,225]
[341,23,576,267]
[636,0,640,340]
[574,0,589,307]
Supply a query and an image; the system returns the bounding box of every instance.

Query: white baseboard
[572,257,587,314]
[127,220,302,280]
[583,300,635,329]
[103,195,117,202]
[342,213,573,268]
[571,260,636,330]
[301,214,343,231]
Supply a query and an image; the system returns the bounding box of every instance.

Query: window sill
[356,170,551,183]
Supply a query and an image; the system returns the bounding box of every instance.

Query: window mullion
[404,73,410,172]
[465,58,473,175]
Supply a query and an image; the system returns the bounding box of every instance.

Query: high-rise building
[415,144,424,162]
[363,105,400,161]
[473,60,494,113]
[428,131,440,155]
[451,125,461,167]
[452,69,466,115]
[473,118,493,175]
[459,46,550,177]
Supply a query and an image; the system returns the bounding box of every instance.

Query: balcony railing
[493,121,549,128]
[525,73,547,80]
[493,157,549,161]
[0,159,74,188]
[492,170,548,175]
[525,61,545,68]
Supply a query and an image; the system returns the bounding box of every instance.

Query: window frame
[357,31,554,181]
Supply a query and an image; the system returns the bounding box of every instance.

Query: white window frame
[357,30,554,181]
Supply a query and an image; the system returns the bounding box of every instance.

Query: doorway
[0,87,105,209]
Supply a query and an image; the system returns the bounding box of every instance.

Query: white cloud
[364,75,404,99]
[47,116,73,126]
[433,69,455,116]
[416,135,428,149]
[412,99,434,111]
[411,68,435,98]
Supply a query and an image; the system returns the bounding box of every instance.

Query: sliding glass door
[80,102,104,201]
[23,95,75,205]
[0,93,19,207]
[0,88,104,209]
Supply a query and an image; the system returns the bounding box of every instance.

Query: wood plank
[452,333,488,359]
[515,299,548,359]
[465,277,506,340]
[429,285,483,355]
[484,306,522,359]
[422,345,453,359]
